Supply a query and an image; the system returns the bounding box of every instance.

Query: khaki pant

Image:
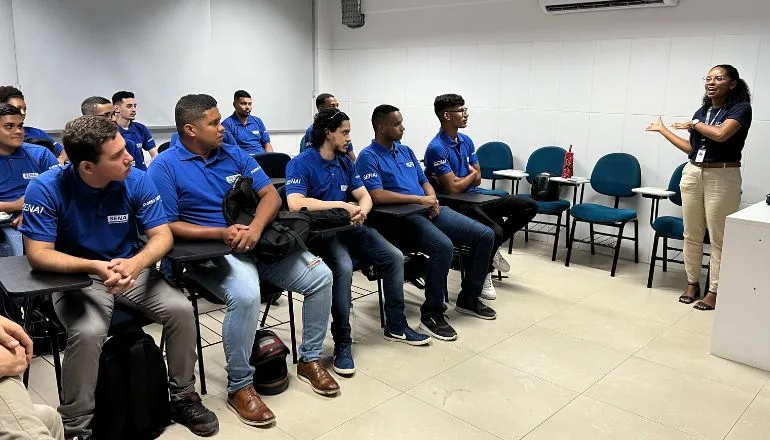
[0,376,64,440]
[680,162,742,293]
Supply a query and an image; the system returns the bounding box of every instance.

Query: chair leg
[261,295,273,328]
[589,223,596,255]
[508,232,514,254]
[377,275,385,329]
[610,223,627,277]
[47,316,63,405]
[565,218,577,267]
[491,179,496,190]
[551,212,562,261]
[565,211,571,249]
[647,233,660,288]
[662,238,669,272]
[288,291,298,364]
[634,220,639,263]
[22,297,33,387]
[190,293,207,395]
[159,328,166,354]
[524,223,529,242]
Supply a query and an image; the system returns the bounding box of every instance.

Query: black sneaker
[455,297,497,320]
[418,314,458,341]
[170,392,219,437]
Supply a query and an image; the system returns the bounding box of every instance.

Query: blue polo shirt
[125,138,147,171]
[148,138,272,227]
[286,148,362,202]
[222,113,271,155]
[118,121,156,152]
[0,143,59,202]
[24,126,64,155]
[424,129,479,193]
[356,141,427,197]
[303,124,354,154]
[19,165,167,261]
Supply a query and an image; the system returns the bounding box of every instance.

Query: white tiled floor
[26,239,770,439]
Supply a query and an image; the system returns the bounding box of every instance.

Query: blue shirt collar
[172,140,228,164]
[67,164,119,195]
[309,147,344,168]
[370,140,399,156]
[438,129,462,150]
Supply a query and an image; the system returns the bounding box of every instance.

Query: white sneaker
[492,250,511,273]
[480,274,497,300]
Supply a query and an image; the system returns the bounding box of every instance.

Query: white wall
[317,0,770,262]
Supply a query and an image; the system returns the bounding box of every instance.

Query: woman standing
[646,64,752,311]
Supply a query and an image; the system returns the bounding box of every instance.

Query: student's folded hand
[108,258,143,287]
[0,344,28,378]
[419,195,438,207]
[221,224,249,247]
[93,260,134,294]
[10,214,22,228]
[428,204,440,219]
[0,316,33,364]
[231,227,261,253]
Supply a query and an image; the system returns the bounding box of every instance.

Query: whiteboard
[9,0,313,131]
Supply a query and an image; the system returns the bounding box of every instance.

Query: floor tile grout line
[721,389,764,440]
[308,391,406,440]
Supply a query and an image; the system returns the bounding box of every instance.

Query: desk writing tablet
[437,193,500,205]
[0,256,92,296]
[371,204,430,217]
[166,241,233,263]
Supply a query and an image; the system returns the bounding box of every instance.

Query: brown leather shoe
[297,360,340,396]
[227,384,276,426]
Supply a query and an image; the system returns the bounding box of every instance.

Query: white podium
[711,200,770,371]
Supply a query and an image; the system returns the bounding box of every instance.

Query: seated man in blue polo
[356,104,497,341]
[149,94,338,428]
[301,93,355,161]
[0,86,66,163]
[286,108,430,374]
[112,90,158,157]
[80,96,147,171]
[19,115,218,439]
[425,94,537,299]
[0,104,59,257]
[221,90,273,155]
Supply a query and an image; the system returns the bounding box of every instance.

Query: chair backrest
[476,141,513,179]
[299,135,308,153]
[24,137,58,157]
[252,152,292,178]
[525,146,566,184]
[590,152,641,198]
[157,141,171,154]
[667,162,687,206]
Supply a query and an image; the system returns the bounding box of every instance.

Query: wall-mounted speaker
[341,0,365,29]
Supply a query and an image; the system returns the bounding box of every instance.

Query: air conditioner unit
[540,0,678,14]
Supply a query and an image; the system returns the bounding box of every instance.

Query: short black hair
[80,96,111,116]
[111,91,135,105]
[311,108,349,148]
[0,103,23,118]
[0,86,24,103]
[433,93,464,118]
[175,94,218,135]
[62,116,118,168]
[234,90,251,100]
[315,93,335,110]
[371,104,400,129]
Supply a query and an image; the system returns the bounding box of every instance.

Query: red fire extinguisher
[562,144,574,179]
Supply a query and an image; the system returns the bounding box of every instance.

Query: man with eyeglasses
[112,91,158,158]
[424,94,537,300]
[80,96,147,170]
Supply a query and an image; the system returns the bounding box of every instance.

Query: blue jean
[313,225,407,345]
[371,206,495,316]
[184,250,332,393]
[0,227,23,257]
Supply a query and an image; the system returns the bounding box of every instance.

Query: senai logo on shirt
[107,214,129,224]
[405,161,415,168]
[433,159,447,167]
[22,173,39,180]
[286,178,301,185]
[363,172,378,181]
[225,174,241,184]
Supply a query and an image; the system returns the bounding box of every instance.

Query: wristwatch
[690,119,699,128]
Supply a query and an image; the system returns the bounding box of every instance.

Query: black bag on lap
[222,176,351,262]
[93,331,171,440]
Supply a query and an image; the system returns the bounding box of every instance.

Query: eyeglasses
[703,76,728,82]
[446,108,469,115]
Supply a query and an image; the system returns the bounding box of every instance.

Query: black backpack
[530,172,560,202]
[222,176,351,262]
[94,331,171,440]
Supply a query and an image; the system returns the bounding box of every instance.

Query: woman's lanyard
[695,107,722,163]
